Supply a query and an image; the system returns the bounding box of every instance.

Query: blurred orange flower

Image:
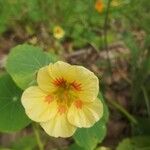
[95,0,104,13]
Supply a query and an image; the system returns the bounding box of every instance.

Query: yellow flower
[53,26,65,39]
[111,0,121,7]
[95,0,104,13]
[21,61,103,138]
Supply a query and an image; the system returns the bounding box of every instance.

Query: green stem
[32,123,44,150]
[103,0,113,76]
[109,100,138,124]
[142,86,150,117]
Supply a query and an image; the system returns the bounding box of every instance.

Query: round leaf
[6,44,55,89]
[74,121,106,150]
[69,144,85,150]
[0,74,31,132]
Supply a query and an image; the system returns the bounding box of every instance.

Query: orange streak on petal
[58,105,67,115]
[45,95,53,104]
[53,77,66,87]
[74,100,83,109]
[71,81,82,91]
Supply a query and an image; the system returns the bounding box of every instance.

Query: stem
[103,0,113,76]
[32,123,44,150]
[142,86,150,117]
[109,100,138,124]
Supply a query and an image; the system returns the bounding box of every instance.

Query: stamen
[53,77,66,87]
[56,28,61,33]
[74,100,83,109]
[52,78,82,107]
[71,81,82,91]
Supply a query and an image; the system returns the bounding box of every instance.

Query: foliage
[0,135,37,150]
[123,0,150,33]
[118,2,150,148]
[0,0,123,48]
[0,74,31,132]
[6,44,55,89]
[11,134,37,150]
[116,136,150,150]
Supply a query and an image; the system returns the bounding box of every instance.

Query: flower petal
[21,86,57,122]
[67,98,103,128]
[40,104,77,138]
[48,61,72,80]
[48,61,99,102]
[37,66,56,92]
[70,66,99,102]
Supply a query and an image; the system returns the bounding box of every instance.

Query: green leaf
[0,148,11,150]
[98,93,109,123]
[133,117,150,136]
[0,74,31,132]
[11,134,37,150]
[6,44,56,90]
[116,136,150,150]
[74,121,106,150]
[73,93,108,150]
[69,144,85,150]
[116,138,132,150]
[123,32,140,66]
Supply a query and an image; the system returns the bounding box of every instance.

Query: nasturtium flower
[21,61,103,137]
[53,26,65,39]
[95,0,104,13]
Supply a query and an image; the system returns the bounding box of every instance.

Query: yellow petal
[21,86,57,122]
[40,104,77,138]
[48,61,99,102]
[37,66,56,93]
[71,66,99,102]
[67,98,103,128]
[48,61,72,80]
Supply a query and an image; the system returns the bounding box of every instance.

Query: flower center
[52,77,82,106]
